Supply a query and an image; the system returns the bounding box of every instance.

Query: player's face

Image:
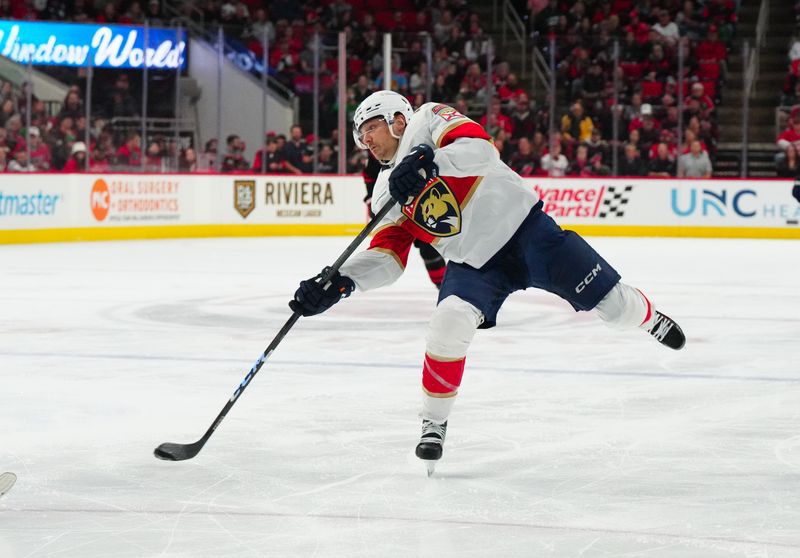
[359,116,401,161]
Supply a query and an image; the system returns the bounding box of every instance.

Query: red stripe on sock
[427,266,446,285]
[636,288,653,327]
[422,354,465,394]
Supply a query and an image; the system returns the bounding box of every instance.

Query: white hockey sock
[594,282,655,330]
[421,392,456,424]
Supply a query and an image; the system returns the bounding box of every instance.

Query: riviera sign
[0,20,185,69]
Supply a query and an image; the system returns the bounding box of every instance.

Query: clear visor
[353,116,388,150]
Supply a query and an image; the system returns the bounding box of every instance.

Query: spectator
[584,127,610,162]
[508,137,539,176]
[144,141,163,172]
[776,144,800,177]
[409,62,430,96]
[618,142,648,176]
[588,153,611,176]
[374,58,409,93]
[0,98,15,127]
[96,1,118,23]
[464,24,489,62]
[352,74,375,103]
[776,118,800,154]
[677,0,705,41]
[680,128,708,155]
[460,62,487,99]
[283,125,305,169]
[318,144,336,173]
[105,74,138,118]
[221,134,249,171]
[296,146,314,173]
[116,131,142,170]
[7,148,33,172]
[498,73,526,103]
[58,89,83,122]
[644,43,671,81]
[578,60,607,104]
[27,127,51,171]
[510,94,538,141]
[625,10,651,45]
[540,140,569,177]
[648,142,676,177]
[175,147,196,172]
[145,0,165,26]
[254,137,300,174]
[0,147,6,172]
[652,9,680,45]
[567,144,591,176]
[632,105,661,154]
[688,82,715,119]
[661,105,681,136]
[695,24,727,64]
[90,146,111,173]
[122,1,145,24]
[678,140,713,178]
[47,116,75,169]
[561,101,593,147]
[5,114,25,153]
[780,81,800,107]
[198,138,217,170]
[480,98,514,137]
[493,131,511,162]
[63,141,87,172]
[434,9,455,43]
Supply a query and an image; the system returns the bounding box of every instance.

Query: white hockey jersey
[340,102,540,291]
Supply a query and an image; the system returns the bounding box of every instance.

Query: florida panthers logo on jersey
[411,178,461,237]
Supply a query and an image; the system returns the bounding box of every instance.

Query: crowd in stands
[0,74,355,173]
[516,0,734,177]
[776,23,800,177]
[0,0,737,178]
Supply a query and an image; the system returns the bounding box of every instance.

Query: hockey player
[363,151,447,288]
[290,90,685,475]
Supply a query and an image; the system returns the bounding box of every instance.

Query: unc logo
[411,178,461,237]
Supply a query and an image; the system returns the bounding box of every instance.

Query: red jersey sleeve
[368,223,415,269]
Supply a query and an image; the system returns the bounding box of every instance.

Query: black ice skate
[646,311,686,350]
[416,420,447,477]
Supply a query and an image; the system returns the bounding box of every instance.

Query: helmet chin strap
[381,118,403,166]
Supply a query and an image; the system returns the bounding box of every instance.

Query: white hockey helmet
[352,90,413,149]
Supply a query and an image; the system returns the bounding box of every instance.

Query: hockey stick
[154,199,397,461]
[0,472,16,498]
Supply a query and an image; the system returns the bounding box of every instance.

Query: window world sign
[0,20,186,69]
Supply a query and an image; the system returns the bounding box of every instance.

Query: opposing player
[363,152,447,289]
[290,90,685,475]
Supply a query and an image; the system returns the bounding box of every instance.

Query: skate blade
[423,460,437,477]
[0,472,17,497]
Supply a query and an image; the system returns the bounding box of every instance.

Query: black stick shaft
[176,199,397,455]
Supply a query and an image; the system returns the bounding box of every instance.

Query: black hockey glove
[388,144,438,206]
[289,267,355,317]
[793,178,800,203]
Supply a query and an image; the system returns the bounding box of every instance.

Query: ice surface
[1,235,799,557]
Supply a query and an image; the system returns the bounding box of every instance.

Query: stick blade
[154,441,202,462]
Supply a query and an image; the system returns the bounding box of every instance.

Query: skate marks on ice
[2,237,800,557]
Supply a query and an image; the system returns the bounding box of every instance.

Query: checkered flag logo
[599,185,634,218]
